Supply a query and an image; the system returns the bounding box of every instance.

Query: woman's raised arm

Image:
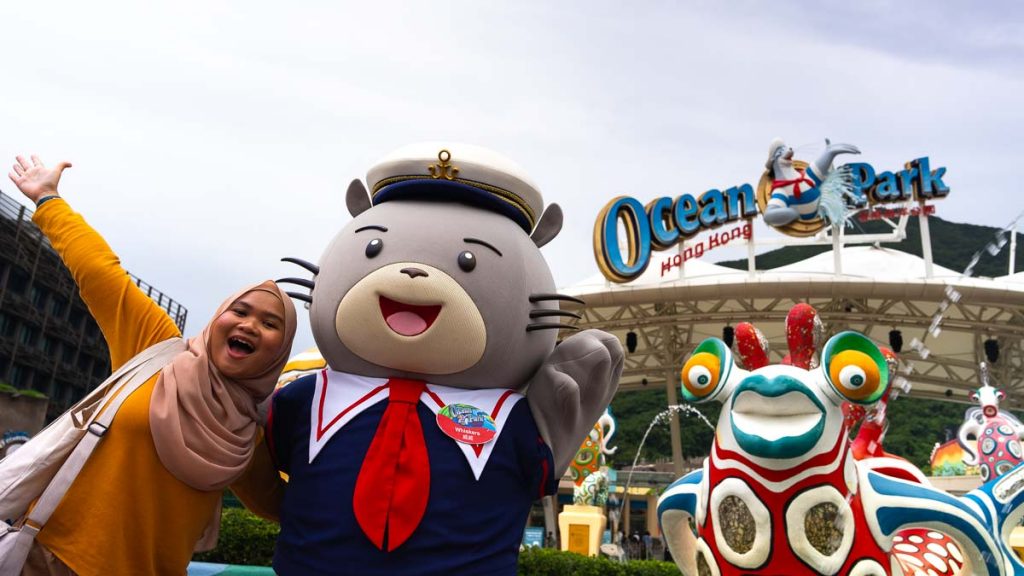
[9,155,180,369]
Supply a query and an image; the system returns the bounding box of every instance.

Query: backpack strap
[19,338,186,534]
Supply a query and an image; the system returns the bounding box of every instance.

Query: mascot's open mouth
[379,296,442,337]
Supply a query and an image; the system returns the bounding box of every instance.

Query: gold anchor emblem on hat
[428,149,459,180]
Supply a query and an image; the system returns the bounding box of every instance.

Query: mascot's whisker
[277,276,316,303]
[277,277,316,290]
[284,291,313,304]
[529,293,585,305]
[278,257,318,305]
[529,309,582,320]
[526,323,580,332]
[528,294,584,331]
[281,256,321,275]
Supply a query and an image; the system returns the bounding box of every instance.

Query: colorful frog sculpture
[957,373,1024,482]
[569,408,617,486]
[657,304,1024,575]
[845,349,965,576]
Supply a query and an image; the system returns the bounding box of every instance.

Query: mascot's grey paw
[527,329,623,474]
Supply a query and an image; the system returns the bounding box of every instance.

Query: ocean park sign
[593,139,950,283]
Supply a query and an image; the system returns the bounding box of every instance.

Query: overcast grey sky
[2,0,1021,353]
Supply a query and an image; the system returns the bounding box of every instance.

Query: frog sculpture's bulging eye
[680,338,731,402]
[686,362,716,391]
[837,362,873,392]
[823,332,889,404]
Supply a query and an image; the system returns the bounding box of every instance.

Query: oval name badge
[436,403,497,445]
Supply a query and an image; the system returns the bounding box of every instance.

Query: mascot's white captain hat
[366,142,544,234]
[766,137,786,170]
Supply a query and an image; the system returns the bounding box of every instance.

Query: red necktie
[352,378,430,551]
[771,168,815,200]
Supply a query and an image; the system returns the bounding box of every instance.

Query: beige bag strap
[19,338,185,535]
[4,338,165,455]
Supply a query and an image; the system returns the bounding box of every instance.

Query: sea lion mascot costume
[267,143,623,575]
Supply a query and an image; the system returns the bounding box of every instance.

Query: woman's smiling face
[209,290,286,379]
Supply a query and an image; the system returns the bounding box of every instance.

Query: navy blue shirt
[268,372,557,576]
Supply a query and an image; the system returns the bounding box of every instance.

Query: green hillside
[608,216,1022,472]
[606,389,718,469]
[717,215,1022,276]
[884,396,970,468]
[607,390,969,472]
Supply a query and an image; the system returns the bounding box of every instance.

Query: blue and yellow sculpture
[570,409,617,507]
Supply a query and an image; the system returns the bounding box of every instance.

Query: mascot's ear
[531,203,563,248]
[346,179,372,217]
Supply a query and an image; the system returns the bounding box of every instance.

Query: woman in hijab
[8,155,297,576]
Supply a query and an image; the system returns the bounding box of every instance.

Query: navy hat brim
[373,179,534,234]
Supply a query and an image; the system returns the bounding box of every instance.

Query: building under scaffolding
[0,188,187,420]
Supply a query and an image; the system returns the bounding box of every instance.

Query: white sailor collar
[308,369,525,480]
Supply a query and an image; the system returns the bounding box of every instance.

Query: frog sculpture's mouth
[728,375,826,459]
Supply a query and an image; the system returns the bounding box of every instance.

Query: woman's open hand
[8,155,72,204]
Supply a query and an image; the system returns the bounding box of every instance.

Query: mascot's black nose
[400,267,429,279]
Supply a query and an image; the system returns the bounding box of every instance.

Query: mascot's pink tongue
[386,311,428,336]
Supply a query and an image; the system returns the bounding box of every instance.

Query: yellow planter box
[558,504,606,557]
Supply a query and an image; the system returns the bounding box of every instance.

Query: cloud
[1,0,1020,354]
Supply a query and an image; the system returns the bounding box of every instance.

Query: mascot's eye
[458,250,476,272]
[365,238,383,258]
[822,332,888,404]
[679,338,732,403]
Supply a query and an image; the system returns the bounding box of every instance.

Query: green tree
[608,388,982,474]
[607,389,717,468]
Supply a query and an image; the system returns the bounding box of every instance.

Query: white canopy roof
[561,247,1024,409]
[769,246,960,279]
[999,271,1024,284]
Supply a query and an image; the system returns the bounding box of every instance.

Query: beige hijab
[149,280,297,491]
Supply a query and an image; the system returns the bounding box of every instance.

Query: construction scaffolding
[0,189,187,419]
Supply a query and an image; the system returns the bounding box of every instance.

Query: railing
[0,189,188,331]
[131,275,188,332]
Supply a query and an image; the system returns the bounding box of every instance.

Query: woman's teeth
[228,337,254,354]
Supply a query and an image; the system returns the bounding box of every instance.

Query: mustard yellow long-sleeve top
[32,199,221,576]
